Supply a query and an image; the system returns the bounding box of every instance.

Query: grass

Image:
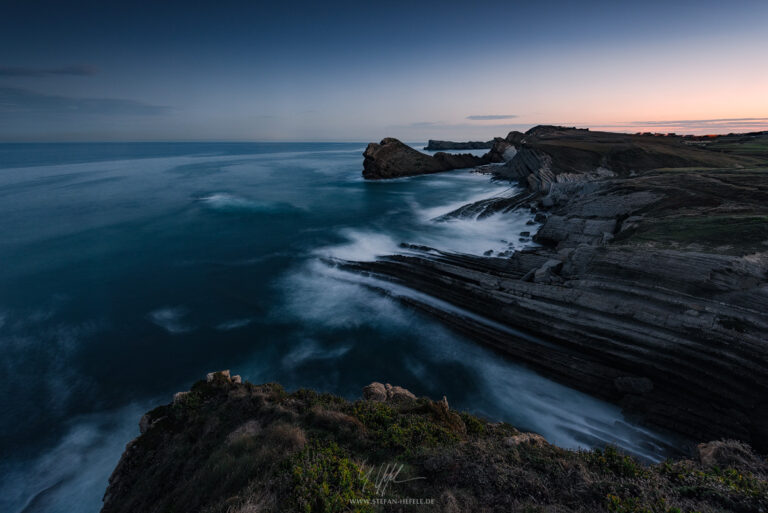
[288,441,374,513]
[349,400,460,458]
[707,135,768,157]
[624,215,768,252]
[102,376,768,513]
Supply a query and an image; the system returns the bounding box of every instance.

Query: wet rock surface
[347,127,768,450]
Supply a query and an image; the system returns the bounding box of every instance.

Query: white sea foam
[314,229,401,262]
[278,260,411,329]
[281,338,353,368]
[148,307,192,334]
[317,190,539,260]
[215,318,254,331]
[0,402,150,513]
[279,263,676,461]
[275,164,673,460]
[414,184,520,221]
[196,192,301,213]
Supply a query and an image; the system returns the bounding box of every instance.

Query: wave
[277,260,411,329]
[147,306,192,334]
[215,318,253,331]
[313,229,401,262]
[0,402,149,513]
[278,262,677,461]
[195,192,303,214]
[281,338,353,368]
[315,195,539,262]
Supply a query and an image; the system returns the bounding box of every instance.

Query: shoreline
[350,126,768,451]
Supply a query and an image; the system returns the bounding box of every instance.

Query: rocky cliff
[346,127,768,451]
[424,139,495,150]
[362,138,488,179]
[497,126,762,192]
[103,372,768,513]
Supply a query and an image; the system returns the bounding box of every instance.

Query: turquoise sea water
[0,143,677,513]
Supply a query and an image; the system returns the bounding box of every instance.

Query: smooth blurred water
[0,143,677,513]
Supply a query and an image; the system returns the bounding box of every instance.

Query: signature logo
[361,462,426,496]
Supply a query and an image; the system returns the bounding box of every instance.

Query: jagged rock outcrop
[345,129,768,450]
[505,130,525,146]
[484,137,518,163]
[424,139,494,150]
[362,137,487,179]
[496,126,762,192]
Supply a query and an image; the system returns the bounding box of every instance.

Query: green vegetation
[288,442,374,513]
[460,411,486,435]
[625,215,768,252]
[589,446,646,478]
[350,400,460,458]
[706,134,768,158]
[102,375,768,513]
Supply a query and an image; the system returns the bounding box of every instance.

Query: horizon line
[2,123,768,144]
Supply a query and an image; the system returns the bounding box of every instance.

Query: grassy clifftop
[102,372,768,513]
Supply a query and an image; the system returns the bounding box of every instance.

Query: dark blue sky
[1,0,767,140]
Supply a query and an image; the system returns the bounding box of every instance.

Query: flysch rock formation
[345,126,768,450]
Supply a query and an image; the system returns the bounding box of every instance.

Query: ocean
[0,142,676,513]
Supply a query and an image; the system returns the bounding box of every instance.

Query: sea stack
[362,137,486,179]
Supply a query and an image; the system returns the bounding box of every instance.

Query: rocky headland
[102,371,768,512]
[103,128,768,512]
[424,139,495,151]
[352,126,768,450]
[362,137,489,179]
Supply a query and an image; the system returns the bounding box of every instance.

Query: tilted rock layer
[346,127,768,450]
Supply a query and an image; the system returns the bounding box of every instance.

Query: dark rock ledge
[350,126,768,451]
[362,137,488,179]
[362,132,523,179]
[424,139,495,151]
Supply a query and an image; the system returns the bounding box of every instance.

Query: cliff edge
[103,371,768,513]
[344,127,768,451]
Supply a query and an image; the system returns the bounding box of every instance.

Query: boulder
[172,391,189,405]
[362,382,387,401]
[139,414,151,434]
[385,383,417,402]
[206,369,231,382]
[362,382,417,402]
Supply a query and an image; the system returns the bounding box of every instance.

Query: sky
[1,0,767,141]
